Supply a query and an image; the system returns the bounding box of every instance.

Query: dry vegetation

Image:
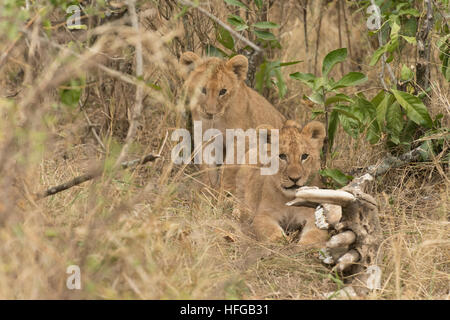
[0,0,448,299]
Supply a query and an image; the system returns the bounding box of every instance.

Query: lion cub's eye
[279,154,287,161]
[219,88,227,96]
[301,153,309,161]
[201,87,207,94]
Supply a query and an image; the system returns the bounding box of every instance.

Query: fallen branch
[37,131,168,199]
[350,145,425,177]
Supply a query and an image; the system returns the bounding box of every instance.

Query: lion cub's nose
[289,176,301,183]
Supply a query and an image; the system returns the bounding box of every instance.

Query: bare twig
[114,0,145,167]
[337,0,344,75]
[301,0,309,72]
[416,0,434,92]
[178,0,262,54]
[0,9,43,70]
[341,0,352,60]
[370,0,397,89]
[313,0,326,75]
[82,109,106,152]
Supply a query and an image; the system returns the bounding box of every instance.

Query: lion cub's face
[180,52,248,119]
[277,120,326,197]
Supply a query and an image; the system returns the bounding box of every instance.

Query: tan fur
[235,120,329,246]
[180,52,285,192]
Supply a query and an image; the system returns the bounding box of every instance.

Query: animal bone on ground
[287,174,382,297]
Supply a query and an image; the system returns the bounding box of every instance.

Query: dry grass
[0,0,448,299]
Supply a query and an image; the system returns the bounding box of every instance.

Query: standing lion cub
[235,120,328,246]
[179,52,285,192]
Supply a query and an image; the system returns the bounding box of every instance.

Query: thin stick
[416,0,433,92]
[179,0,262,54]
[337,0,344,75]
[114,0,144,167]
[313,0,326,75]
[342,0,352,60]
[82,110,106,152]
[370,0,397,89]
[0,9,43,70]
[301,0,310,73]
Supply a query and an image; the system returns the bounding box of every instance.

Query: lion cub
[179,52,285,192]
[235,120,328,246]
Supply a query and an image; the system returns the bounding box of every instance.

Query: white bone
[286,188,356,207]
[336,249,359,272]
[365,265,382,290]
[327,231,356,248]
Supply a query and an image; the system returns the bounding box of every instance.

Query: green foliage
[320,169,353,189]
[255,60,301,98]
[212,0,298,98]
[437,34,450,81]
[59,78,83,109]
[290,47,368,151]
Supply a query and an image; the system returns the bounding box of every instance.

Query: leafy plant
[290,48,368,152]
[203,0,301,98]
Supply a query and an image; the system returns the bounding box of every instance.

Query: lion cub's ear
[226,55,248,81]
[179,51,200,77]
[301,121,326,149]
[282,120,301,129]
[256,124,275,144]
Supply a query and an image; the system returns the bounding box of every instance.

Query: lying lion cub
[235,120,328,246]
[179,52,285,192]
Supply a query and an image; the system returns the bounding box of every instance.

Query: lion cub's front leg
[252,213,286,242]
[298,214,328,247]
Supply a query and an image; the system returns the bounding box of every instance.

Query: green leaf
[400,120,418,145]
[227,14,248,31]
[322,48,347,77]
[273,67,287,98]
[390,21,401,38]
[255,61,267,93]
[205,45,227,58]
[391,89,432,128]
[59,79,82,108]
[224,0,248,9]
[325,93,354,106]
[398,8,420,17]
[319,168,353,188]
[333,105,362,122]
[418,140,434,161]
[369,44,388,66]
[253,30,276,40]
[339,113,360,138]
[366,119,381,144]
[306,91,325,105]
[252,21,280,29]
[332,72,367,89]
[376,93,394,129]
[371,90,385,107]
[400,35,416,44]
[254,0,263,10]
[289,72,316,88]
[278,60,302,67]
[328,110,339,151]
[400,64,414,81]
[386,102,404,144]
[216,25,234,50]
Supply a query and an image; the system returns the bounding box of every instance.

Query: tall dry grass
[0,0,448,299]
